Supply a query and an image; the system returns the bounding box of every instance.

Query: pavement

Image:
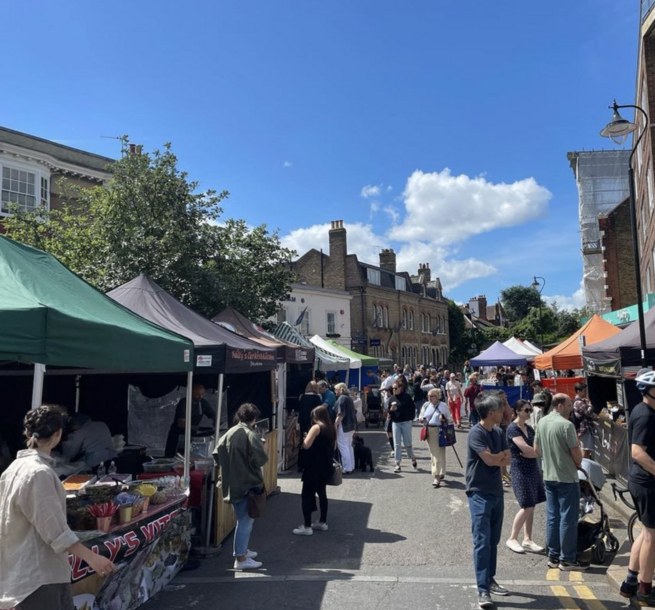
[142,422,637,610]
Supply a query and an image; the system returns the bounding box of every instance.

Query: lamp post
[531,276,546,348]
[600,100,648,367]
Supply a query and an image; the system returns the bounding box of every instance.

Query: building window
[367,268,381,285]
[401,346,406,362]
[41,176,49,207]
[402,310,407,330]
[300,309,311,335]
[420,313,425,333]
[413,347,418,365]
[383,306,389,328]
[642,203,648,246]
[647,265,652,295]
[395,276,406,291]
[409,310,414,330]
[326,312,336,335]
[1,166,41,215]
[427,314,432,333]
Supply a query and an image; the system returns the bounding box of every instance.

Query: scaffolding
[568,150,630,314]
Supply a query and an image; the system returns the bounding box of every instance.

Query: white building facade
[277,283,352,349]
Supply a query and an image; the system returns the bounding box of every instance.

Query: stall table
[70,495,190,610]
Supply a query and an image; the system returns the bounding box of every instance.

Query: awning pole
[277,363,286,472]
[183,371,193,485]
[30,363,46,411]
[216,373,225,439]
[75,375,81,413]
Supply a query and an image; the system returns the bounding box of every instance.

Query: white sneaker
[505,539,525,554]
[521,540,544,553]
[293,525,313,536]
[311,522,328,531]
[394,463,401,473]
[234,557,262,570]
[246,549,258,559]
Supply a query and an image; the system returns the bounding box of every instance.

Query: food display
[63,474,96,491]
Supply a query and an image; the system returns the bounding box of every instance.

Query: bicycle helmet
[635,368,655,393]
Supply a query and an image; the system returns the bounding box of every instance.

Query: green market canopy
[0,237,193,372]
[326,340,378,367]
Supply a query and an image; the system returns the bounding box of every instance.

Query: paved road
[144,422,631,610]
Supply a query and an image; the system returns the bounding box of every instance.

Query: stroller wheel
[593,539,606,564]
[606,534,620,553]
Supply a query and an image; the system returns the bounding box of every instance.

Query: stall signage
[583,357,621,378]
[369,339,381,346]
[293,348,309,362]
[68,497,186,582]
[196,355,213,367]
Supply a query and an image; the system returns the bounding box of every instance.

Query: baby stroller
[365,388,382,428]
[577,458,620,564]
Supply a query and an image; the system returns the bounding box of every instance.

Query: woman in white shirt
[419,388,452,488]
[0,406,116,610]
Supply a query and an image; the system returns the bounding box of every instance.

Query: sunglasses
[522,408,533,414]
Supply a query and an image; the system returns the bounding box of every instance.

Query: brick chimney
[328,220,347,290]
[469,295,488,320]
[417,263,431,284]
[379,248,396,273]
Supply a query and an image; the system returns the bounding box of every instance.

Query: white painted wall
[279,284,352,348]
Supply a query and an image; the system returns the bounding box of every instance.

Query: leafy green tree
[500,285,544,323]
[448,300,484,365]
[481,325,511,344]
[3,140,295,321]
[512,306,559,345]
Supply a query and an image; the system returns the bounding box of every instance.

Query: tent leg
[75,375,81,413]
[215,374,225,439]
[345,369,349,386]
[183,371,193,485]
[277,364,286,473]
[31,364,46,411]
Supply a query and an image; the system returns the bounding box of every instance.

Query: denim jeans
[232,496,254,557]
[544,481,579,563]
[392,420,415,463]
[468,492,504,594]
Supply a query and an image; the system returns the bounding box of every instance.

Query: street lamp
[531,276,546,348]
[600,100,648,367]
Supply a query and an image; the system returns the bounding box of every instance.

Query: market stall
[534,315,621,397]
[503,337,542,356]
[324,339,378,390]
[0,237,196,610]
[470,341,529,404]
[310,334,361,387]
[107,275,279,549]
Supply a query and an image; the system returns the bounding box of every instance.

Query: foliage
[3,139,295,321]
[448,300,484,365]
[481,325,511,344]
[500,285,543,323]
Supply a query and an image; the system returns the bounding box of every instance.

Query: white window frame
[383,306,389,328]
[643,203,648,246]
[326,311,337,335]
[409,310,414,330]
[647,265,652,295]
[367,268,381,285]
[402,310,407,330]
[0,158,51,217]
[395,275,406,291]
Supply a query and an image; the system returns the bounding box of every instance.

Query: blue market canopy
[273,322,348,371]
[470,341,527,367]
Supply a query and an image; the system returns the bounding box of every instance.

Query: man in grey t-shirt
[465,392,511,609]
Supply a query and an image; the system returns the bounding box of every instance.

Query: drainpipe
[360,287,367,353]
[320,249,324,288]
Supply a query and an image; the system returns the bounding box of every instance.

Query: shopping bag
[438,423,457,447]
[420,425,429,442]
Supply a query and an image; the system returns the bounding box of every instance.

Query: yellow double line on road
[546,569,610,610]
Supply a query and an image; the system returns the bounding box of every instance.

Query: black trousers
[301,480,328,527]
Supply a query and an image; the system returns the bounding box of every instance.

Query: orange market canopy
[534,314,622,371]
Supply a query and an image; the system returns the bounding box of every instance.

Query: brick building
[598,197,638,310]
[633,4,655,297]
[292,220,450,367]
[461,295,509,331]
[0,126,113,220]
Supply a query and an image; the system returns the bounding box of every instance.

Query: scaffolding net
[569,150,630,314]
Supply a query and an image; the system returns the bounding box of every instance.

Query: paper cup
[96,516,112,532]
[118,506,133,524]
[142,497,150,513]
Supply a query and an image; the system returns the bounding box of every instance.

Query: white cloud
[369,201,380,218]
[361,184,381,198]
[383,206,400,223]
[387,185,393,192]
[283,161,293,168]
[389,169,552,245]
[543,281,586,312]
[281,222,496,292]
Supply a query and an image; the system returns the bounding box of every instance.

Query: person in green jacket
[214,403,268,571]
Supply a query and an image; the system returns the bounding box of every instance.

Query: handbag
[438,423,457,447]
[247,486,266,518]
[327,460,343,486]
[420,425,429,442]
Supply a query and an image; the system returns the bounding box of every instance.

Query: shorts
[18,583,75,610]
[629,481,655,529]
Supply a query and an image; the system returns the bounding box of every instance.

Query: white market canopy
[273,322,349,371]
[310,335,361,369]
[503,337,542,357]
[522,339,543,355]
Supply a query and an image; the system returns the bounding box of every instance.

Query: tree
[512,306,559,345]
[500,285,544,323]
[448,300,484,365]
[3,139,295,321]
[481,325,511,344]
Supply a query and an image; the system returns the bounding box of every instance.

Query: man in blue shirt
[317,380,337,422]
[466,391,511,609]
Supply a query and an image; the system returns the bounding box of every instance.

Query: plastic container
[118,506,133,524]
[142,460,177,473]
[96,517,112,532]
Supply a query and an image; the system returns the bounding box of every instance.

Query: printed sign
[184,349,190,363]
[196,355,213,367]
[369,339,381,346]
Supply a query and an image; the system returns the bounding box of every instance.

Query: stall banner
[583,357,621,378]
[589,419,629,486]
[71,498,190,610]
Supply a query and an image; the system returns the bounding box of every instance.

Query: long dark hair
[312,404,336,446]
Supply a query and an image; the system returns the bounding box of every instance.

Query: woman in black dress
[297,381,322,471]
[505,400,546,554]
[293,405,336,536]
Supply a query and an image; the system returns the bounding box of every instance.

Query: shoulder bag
[327,460,343,486]
[420,425,429,442]
[438,423,457,447]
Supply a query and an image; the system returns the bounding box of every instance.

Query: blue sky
[3,0,639,308]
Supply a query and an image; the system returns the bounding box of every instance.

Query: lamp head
[600,101,637,145]
[531,277,540,288]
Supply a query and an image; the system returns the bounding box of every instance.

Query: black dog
[353,433,375,472]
